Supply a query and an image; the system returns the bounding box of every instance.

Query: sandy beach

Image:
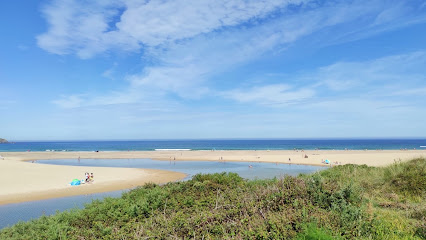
[0,149,425,205]
[0,152,187,205]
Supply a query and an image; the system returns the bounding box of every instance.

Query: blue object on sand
[70,179,81,186]
[325,159,330,164]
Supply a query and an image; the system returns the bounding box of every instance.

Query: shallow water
[0,159,326,229]
[0,190,125,230]
[36,158,326,180]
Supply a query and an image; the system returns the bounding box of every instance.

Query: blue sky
[1,0,426,140]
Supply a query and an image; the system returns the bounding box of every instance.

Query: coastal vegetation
[1,158,424,239]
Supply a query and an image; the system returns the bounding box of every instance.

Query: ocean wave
[155,149,191,151]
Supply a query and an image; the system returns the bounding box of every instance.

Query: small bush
[296,223,339,240]
[1,159,424,239]
[387,158,426,197]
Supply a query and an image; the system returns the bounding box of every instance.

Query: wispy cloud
[108,1,426,99]
[117,0,305,45]
[391,87,426,96]
[102,62,118,80]
[52,94,86,109]
[314,51,426,93]
[221,84,315,106]
[17,45,29,51]
[218,51,426,108]
[42,0,426,114]
[38,0,426,59]
[37,0,307,58]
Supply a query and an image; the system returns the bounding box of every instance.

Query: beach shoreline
[1,150,425,205]
[3,149,424,166]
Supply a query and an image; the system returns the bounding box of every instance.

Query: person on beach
[90,173,94,182]
[85,172,90,183]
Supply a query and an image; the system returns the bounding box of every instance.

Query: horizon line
[5,137,426,142]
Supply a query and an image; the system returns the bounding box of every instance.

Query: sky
[1,0,426,141]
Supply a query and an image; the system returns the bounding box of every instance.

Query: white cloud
[17,45,29,51]
[37,0,139,58]
[38,0,425,58]
[44,0,426,110]
[51,87,179,110]
[373,3,408,26]
[391,87,426,96]
[221,84,315,106]
[218,51,426,108]
[52,94,85,108]
[102,62,118,80]
[314,51,426,92]
[123,0,406,97]
[37,0,307,58]
[118,0,305,46]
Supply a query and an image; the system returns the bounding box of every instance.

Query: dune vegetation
[1,158,424,239]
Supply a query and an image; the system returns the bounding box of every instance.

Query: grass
[0,158,424,239]
[296,223,340,240]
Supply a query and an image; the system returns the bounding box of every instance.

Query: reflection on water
[0,159,326,229]
[36,158,326,180]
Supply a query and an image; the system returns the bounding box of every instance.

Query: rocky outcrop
[0,138,8,143]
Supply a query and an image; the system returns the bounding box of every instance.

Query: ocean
[0,139,425,152]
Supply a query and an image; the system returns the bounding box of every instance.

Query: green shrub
[386,158,426,197]
[296,223,340,240]
[1,160,424,239]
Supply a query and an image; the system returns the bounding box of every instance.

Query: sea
[1,138,426,152]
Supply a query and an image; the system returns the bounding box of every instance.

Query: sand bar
[0,153,187,205]
[0,150,425,205]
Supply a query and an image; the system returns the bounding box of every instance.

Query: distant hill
[0,138,8,143]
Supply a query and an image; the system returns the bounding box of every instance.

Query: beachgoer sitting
[85,172,90,183]
[90,173,94,182]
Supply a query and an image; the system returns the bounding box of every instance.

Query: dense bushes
[386,158,426,197]
[1,159,424,239]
